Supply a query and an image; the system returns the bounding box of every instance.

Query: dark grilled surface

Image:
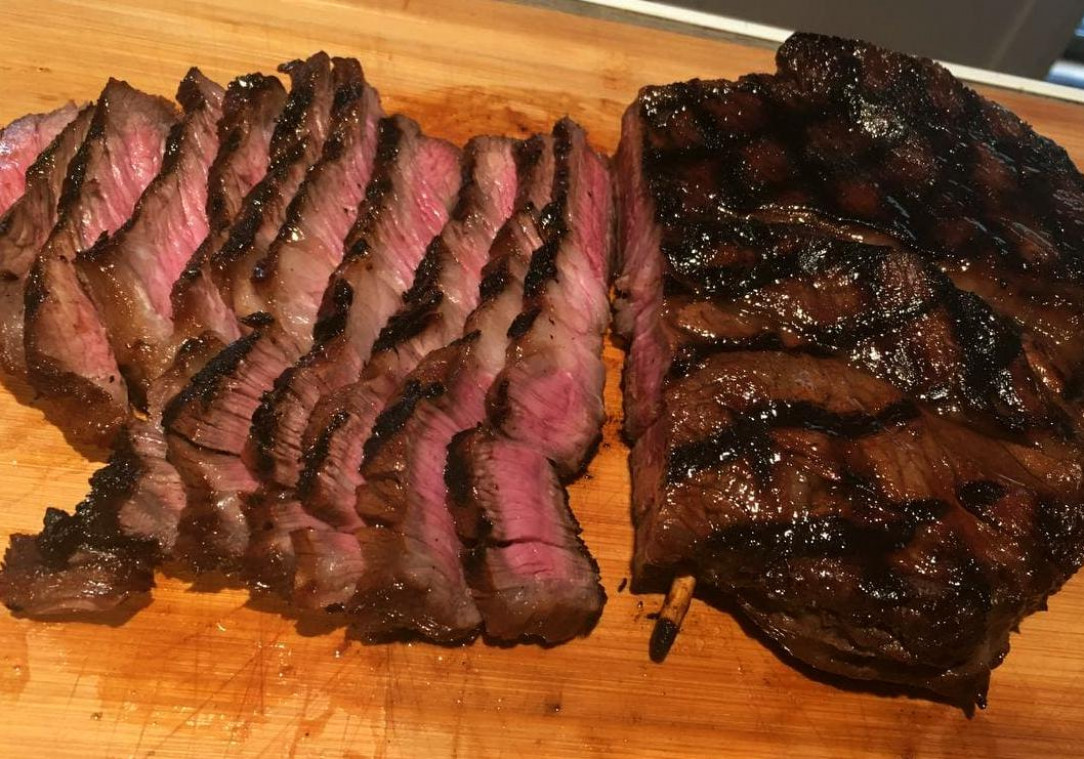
[621,33,1084,705]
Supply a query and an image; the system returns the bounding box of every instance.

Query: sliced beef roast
[444,119,612,643]
[0,103,82,216]
[323,210,543,638]
[164,64,386,569]
[24,80,177,443]
[246,136,533,600]
[290,135,522,530]
[168,73,288,361]
[618,33,1084,705]
[77,69,224,407]
[0,67,292,617]
[0,105,94,375]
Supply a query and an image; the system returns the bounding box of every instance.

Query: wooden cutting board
[2,1,1083,756]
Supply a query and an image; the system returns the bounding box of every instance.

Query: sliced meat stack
[164,56,384,568]
[617,33,1084,705]
[249,133,532,596]
[25,80,178,443]
[0,53,615,645]
[443,119,612,643]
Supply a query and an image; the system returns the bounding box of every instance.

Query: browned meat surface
[0,105,94,375]
[24,80,177,444]
[618,33,1084,705]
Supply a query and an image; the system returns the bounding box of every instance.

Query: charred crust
[313,278,354,344]
[162,331,262,428]
[249,367,296,473]
[478,254,511,302]
[507,306,540,340]
[523,239,560,299]
[297,409,352,498]
[667,399,919,483]
[371,241,448,354]
[363,379,447,464]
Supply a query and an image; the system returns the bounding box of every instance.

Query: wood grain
[1,1,1083,756]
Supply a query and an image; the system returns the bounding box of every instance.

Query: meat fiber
[164,63,386,569]
[618,33,1084,705]
[0,103,82,216]
[24,80,177,443]
[443,118,612,643]
[0,105,94,375]
[77,69,224,407]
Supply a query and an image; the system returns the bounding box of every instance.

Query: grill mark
[296,409,351,499]
[161,331,263,429]
[667,399,919,483]
[312,278,354,344]
[362,379,446,464]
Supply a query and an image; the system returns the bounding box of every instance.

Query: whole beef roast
[24,80,177,444]
[617,33,1084,705]
[0,105,94,375]
[0,103,82,216]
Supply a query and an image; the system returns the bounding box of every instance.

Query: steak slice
[288,135,523,528]
[208,53,336,320]
[24,80,177,443]
[442,119,612,643]
[169,73,288,361]
[0,70,292,618]
[619,33,1084,705]
[0,104,94,375]
[163,67,387,569]
[0,103,82,216]
[77,69,225,407]
[315,210,543,638]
